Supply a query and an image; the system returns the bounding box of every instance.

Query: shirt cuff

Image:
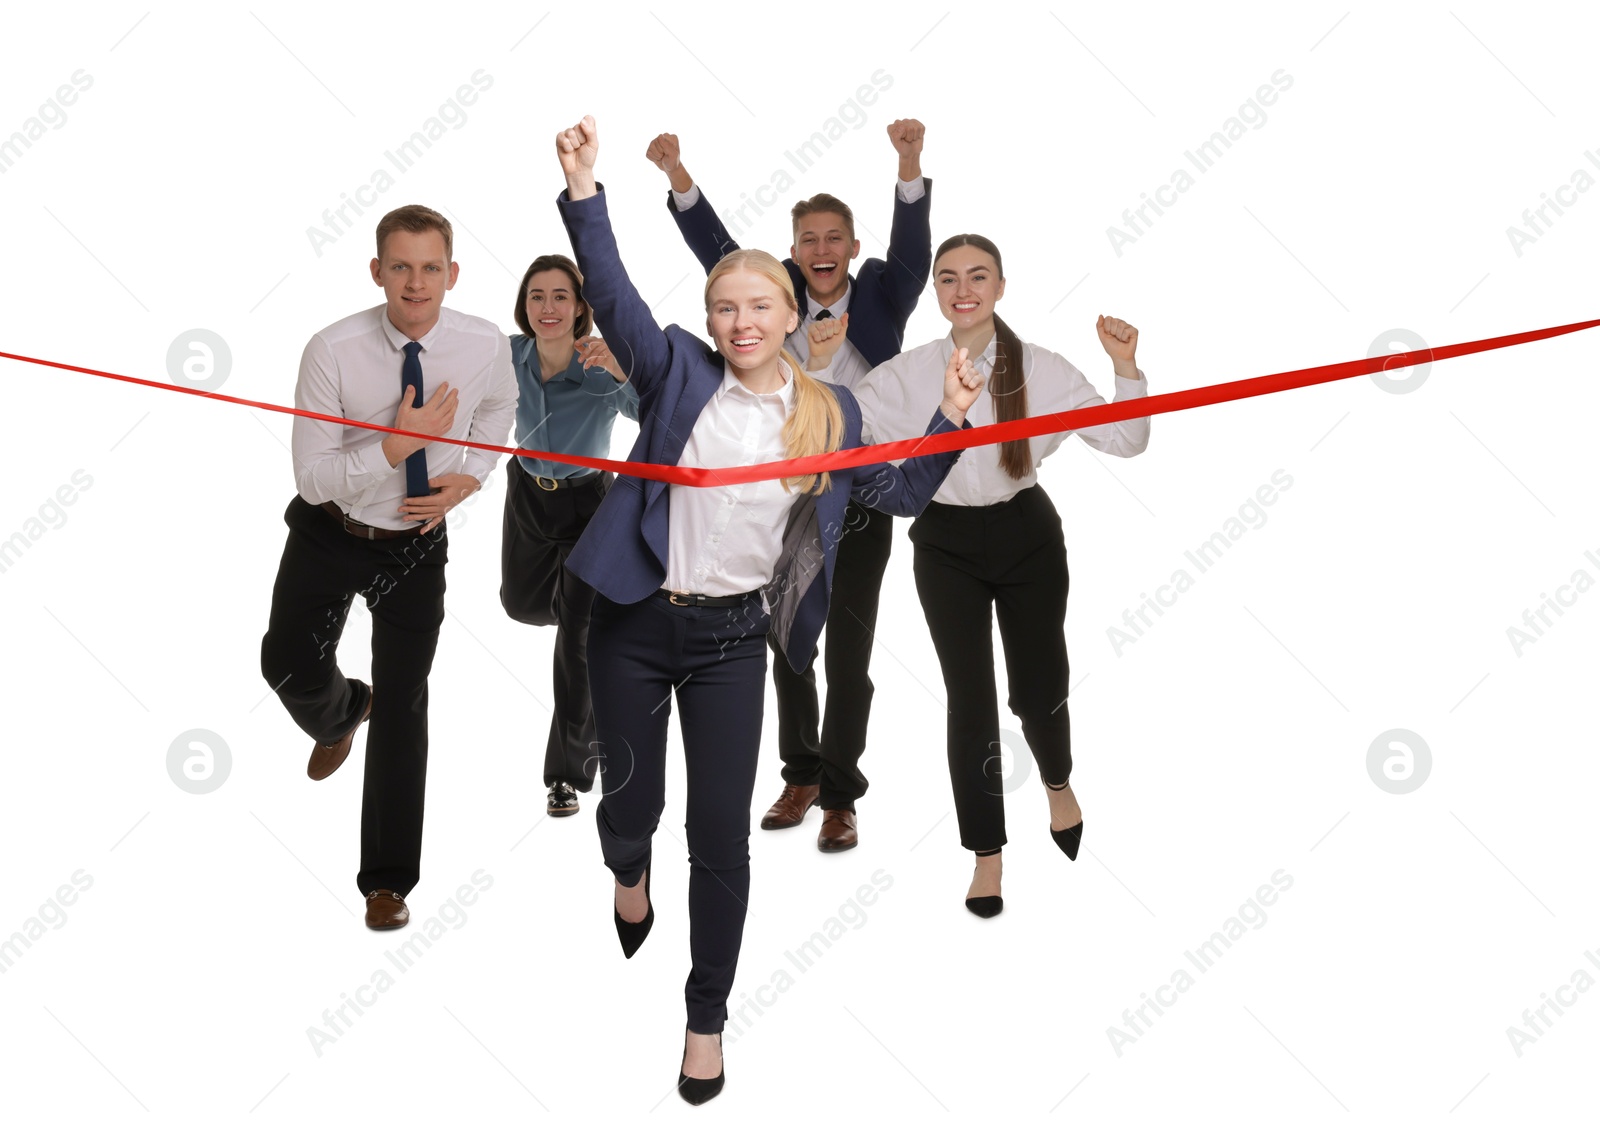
[354,440,398,483]
[896,176,926,205]
[1113,368,1148,397]
[805,351,837,380]
[462,456,495,487]
[672,184,702,211]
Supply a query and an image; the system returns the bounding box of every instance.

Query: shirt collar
[805,278,852,322]
[719,359,796,407]
[379,305,445,353]
[940,331,999,372]
[515,335,587,385]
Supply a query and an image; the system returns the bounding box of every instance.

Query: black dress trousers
[768,499,894,810]
[908,485,1073,853]
[260,495,448,896]
[587,591,771,1034]
[499,462,612,791]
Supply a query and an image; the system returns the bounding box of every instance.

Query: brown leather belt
[319,501,424,541]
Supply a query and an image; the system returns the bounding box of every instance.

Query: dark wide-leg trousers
[260,495,446,896]
[769,500,894,810]
[908,485,1072,853]
[499,462,612,790]
[587,591,770,1034]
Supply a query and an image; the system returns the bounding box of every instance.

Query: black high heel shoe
[678,1031,724,1105]
[613,861,653,958]
[1046,780,1083,861]
[965,849,1003,918]
[1051,821,1083,861]
[964,895,1003,918]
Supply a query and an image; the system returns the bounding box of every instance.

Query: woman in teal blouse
[499,253,639,817]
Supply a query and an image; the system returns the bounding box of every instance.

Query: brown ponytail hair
[934,234,1032,480]
[705,249,845,494]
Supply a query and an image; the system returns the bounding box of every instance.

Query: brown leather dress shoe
[760,783,820,830]
[816,809,858,852]
[365,889,409,930]
[307,688,372,781]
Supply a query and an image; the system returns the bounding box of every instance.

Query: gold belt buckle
[535,475,559,491]
[668,591,691,606]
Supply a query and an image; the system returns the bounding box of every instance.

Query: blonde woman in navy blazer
[553,115,982,1105]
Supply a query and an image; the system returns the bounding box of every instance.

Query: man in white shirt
[259,204,517,930]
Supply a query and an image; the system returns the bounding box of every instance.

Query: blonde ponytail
[778,350,845,495]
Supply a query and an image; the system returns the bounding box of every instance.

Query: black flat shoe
[965,895,1003,918]
[547,781,580,817]
[614,861,653,958]
[678,1032,724,1105]
[1052,819,1083,861]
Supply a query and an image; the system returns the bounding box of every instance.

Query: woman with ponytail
[842,233,1151,918]
[551,116,982,1104]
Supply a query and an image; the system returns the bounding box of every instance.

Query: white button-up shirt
[850,333,1150,507]
[785,284,868,390]
[664,362,798,595]
[291,304,518,530]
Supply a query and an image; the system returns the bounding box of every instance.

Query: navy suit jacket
[559,186,966,673]
[665,180,933,367]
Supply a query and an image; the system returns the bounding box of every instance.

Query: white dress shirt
[785,283,870,391]
[292,304,518,530]
[849,333,1150,507]
[671,178,927,394]
[665,363,797,596]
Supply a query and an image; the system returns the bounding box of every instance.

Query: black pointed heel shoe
[678,1031,724,1105]
[1051,820,1083,861]
[965,848,1003,918]
[613,861,653,958]
[1046,779,1083,861]
[964,895,1003,918]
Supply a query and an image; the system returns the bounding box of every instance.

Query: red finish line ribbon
[4,316,1596,486]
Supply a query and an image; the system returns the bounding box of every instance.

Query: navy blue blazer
[665,180,933,367]
[559,186,966,673]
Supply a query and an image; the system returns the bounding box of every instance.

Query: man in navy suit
[645,121,931,852]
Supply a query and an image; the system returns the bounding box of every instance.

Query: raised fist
[887,118,926,159]
[556,115,599,176]
[1096,314,1138,365]
[942,344,984,416]
[576,335,627,383]
[645,133,681,174]
[806,312,849,371]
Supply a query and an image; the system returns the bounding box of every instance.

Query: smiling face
[370,228,458,340]
[790,212,859,305]
[934,244,1005,332]
[524,268,584,342]
[705,268,800,375]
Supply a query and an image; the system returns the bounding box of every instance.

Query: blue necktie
[400,341,429,498]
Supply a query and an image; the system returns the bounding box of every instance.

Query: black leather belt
[653,588,759,607]
[528,469,602,491]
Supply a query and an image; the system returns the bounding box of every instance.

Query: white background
[2,2,1596,1121]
